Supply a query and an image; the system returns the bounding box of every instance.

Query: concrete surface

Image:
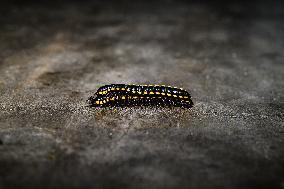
[0,0,283,188]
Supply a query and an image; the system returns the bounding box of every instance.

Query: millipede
[88,84,193,108]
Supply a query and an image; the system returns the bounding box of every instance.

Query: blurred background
[0,0,283,188]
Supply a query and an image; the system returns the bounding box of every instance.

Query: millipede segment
[89,84,193,108]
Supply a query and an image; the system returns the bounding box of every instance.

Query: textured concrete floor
[0,0,284,188]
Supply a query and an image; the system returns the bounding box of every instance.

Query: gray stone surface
[0,1,283,188]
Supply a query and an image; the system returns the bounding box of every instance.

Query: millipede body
[88,84,193,108]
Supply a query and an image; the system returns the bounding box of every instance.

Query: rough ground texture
[0,0,283,188]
